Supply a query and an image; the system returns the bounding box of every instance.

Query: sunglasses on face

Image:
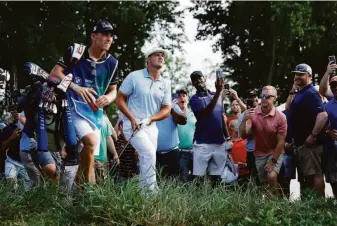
[91,61,96,76]
[260,94,275,99]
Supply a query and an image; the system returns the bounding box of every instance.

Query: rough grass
[1,177,337,226]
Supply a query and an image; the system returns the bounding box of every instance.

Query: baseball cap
[190,71,204,78]
[176,89,187,95]
[92,20,113,34]
[145,47,167,58]
[291,63,312,75]
[330,76,337,84]
[245,88,258,98]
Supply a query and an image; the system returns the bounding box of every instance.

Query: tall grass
[0,177,337,225]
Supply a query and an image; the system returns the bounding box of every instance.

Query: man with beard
[189,71,231,184]
[238,89,259,182]
[240,86,286,196]
[115,47,171,193]
[286,63,327,197]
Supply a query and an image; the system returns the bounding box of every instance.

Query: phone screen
[216,70,224,80]
[246,99,253,109]
[224,84,230,90]
[329,55,336,64]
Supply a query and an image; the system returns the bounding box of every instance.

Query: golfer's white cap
[145,47,167,58]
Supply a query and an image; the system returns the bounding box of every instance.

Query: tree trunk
[11,63,18,92]
[267,35,277,85]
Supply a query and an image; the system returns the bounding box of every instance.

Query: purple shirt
[190,91,225,144]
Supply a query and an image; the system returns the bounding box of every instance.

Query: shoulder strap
[70,43,86,66]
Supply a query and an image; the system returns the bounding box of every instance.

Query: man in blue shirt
[156,96,186,178]
[115,47,171,193]
[286,63,327,197]
[189,71,231,183]
[322,76,337,197]
[50,20,118,184]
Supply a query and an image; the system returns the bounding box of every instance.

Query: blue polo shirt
[237,112,254,152]
[289,83,325,146]
[157,104,184,152]
[190,91,225,144]
[119,68,171,122]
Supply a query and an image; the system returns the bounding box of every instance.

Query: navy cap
[92,20,113,34]
[190,71,204,78]
[245,88,258,98]
[176,89,187,95]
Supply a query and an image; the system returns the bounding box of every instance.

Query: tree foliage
[192,1,337,102]
[0,1,185,89]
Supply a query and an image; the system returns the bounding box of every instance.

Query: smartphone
[216,70,224,80]
[329,55,336,64]
[246,99,253,109]
[224,84,230,90]
[172,93,179,100]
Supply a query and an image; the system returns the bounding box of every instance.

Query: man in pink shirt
[239,86,287,195]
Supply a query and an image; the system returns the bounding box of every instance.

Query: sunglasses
[91,61,96,76]
[260,94,275,99]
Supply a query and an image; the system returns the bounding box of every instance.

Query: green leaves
[192,2,337,102]
[0,1,185,88]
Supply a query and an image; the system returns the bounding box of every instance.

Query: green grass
[1,177,337,226]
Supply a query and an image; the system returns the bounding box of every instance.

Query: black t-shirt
[0,124,21,162]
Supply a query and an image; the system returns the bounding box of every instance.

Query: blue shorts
[283,153,296,179]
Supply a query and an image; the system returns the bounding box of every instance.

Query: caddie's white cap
[145,47,167,58]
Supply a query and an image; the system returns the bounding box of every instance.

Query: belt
[180,149,193,153]
[158,148,179,154]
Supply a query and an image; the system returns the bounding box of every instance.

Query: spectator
[115,47,171,193]
[322,76,337,197]
[237,89,259,182]
[228,120,249,179]
[286,63,327,197]
[176,89,196,183]
[279,110,297,198]
[319,61,337,100]
[240,86,286,196]
[223,89,246,138]
[156,94,187,178]
[189,71,231,184]
[0,112,31,190]
[92,114,120,184]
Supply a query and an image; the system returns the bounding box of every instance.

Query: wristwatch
[271,158,277,164]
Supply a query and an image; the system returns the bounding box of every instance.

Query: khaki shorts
[255,154,283,183]
[294,145,323,177]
